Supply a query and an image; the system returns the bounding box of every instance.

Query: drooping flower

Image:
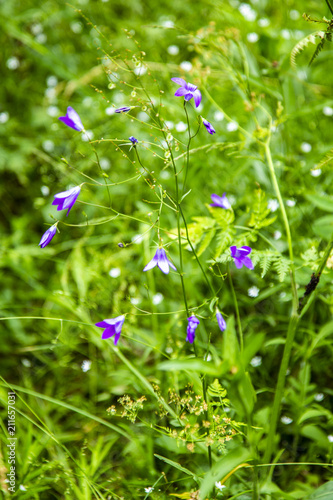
[143,248,177,274]
[52,186,81,216]
[210,193,231,209]
[186,315,200,344]
[216,310,226,332]
[129,136,138,144]
[95,315,125,345]
[115,106,132,113]
[171,78,202,108]
[39,224,57,248]
[202,118,216,135]
[58,107,84,132]
[230,245,254,270]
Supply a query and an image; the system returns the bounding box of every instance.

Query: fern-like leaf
[290,32,322,68]
[274,256,291,282]
[214,226,236,259]
[314,147,333,172]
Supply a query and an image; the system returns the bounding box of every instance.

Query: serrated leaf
[197,227,216,256]
[208,205,234,228]
[274,256,291,282]
[214,226,235,259]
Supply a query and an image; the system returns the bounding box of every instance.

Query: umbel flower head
[216,310,226,332]
[39,224,57,249]
[230,245,254,270]
[95,315,125,345]
[171,78,202,108]
[58,107,84,132]
[202,118,216,135]
[52,186,81,216]
[186,315,200,344]
[210,193,231,209]
[143,248,177,274]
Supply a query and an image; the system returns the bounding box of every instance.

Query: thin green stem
[182,102,192,196]
[228,264,243,353]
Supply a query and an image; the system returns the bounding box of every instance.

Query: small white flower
[250,356,262,367]
[41,185,50,196]
[160,170,170,179]
[105,106,115,116]
[46,76,58,87]
[206,353,212,362]
[247,32,259,43]
[109,268,121,278]
[281,29,291,40]
[144,487,154,493]
[311,169,322,177]
[214,110,224,122]
[130,297,141,305]
[301,142,312,153]
[286,199,296,207]
[180,61,192,72]
[7,56,20,70]
[134,64,147,76]
[22,358,32,367]
[19,485,27,491]
[248,286,259,297]
[31,23,43,35]
[314,393,324,402]
[81,130,94,141]
[168,45,179,55]
[36,33,47,44]
[42,140,54,153]
[47,105,59,117]
[215,481,226,491]
[165,120,174,130]
[258,18,270,27]
[100,158,111,170]
[281,416,293,425]
[152,293,164,305]
[45,87,56,100]
[137,111,149,122]
[239,3,257,21]
[227,121,238,132]
[165,346,173,354]
[323,106,333,116]
[81,360,92,372]
[131,234,144,244]
[328,435,333,443]
[0,112,9,123]
[162,20,174,28]
[176,121,187,132]
[274,230,282,240]
[280,291,286,299]
[71,21,83,33]
[268,199,279,212]
[289,10,300,20]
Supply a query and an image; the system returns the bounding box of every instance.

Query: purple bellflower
[39,224,57,249]
[115,106,132,113]
[143,248,177,274]
[95,315,125,345]
[171,78,202,108]
[186,315,200,344]
[216,310,226,332]
[129,136,138,144]
[59,107,84,132]
[52,186,81,216]
[210,193,231,209]
[230,245,254,270]
[202,118,216,135]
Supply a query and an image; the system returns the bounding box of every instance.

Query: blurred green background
[1,0,333,498]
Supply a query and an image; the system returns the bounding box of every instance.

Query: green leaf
[305,482,333,500]
[154,454,199,483]
[199,446,252,500]
[313,215,333,239]
[158,358,220,375]
[306,194,333,212]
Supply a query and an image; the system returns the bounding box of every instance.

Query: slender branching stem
[227,263,244,353]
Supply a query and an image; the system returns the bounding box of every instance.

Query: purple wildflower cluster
[38,77,254,346]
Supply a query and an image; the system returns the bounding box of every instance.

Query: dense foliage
[1,0,333,498]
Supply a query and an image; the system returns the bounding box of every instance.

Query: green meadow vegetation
[1,0,333,498]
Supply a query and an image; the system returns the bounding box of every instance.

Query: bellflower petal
[202,118,216,135]
[216,311,226,332]
[129,136,138,144]
[210,193,231,209]
[143,248,176,274]
[230,245,254,270]
[186,315,200,343]
[115,106,132,113]
[95,315,125,345]
[171,78,202,108]
[52,186,81,216]
[59,107,84,132]
[39,224,57,248]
